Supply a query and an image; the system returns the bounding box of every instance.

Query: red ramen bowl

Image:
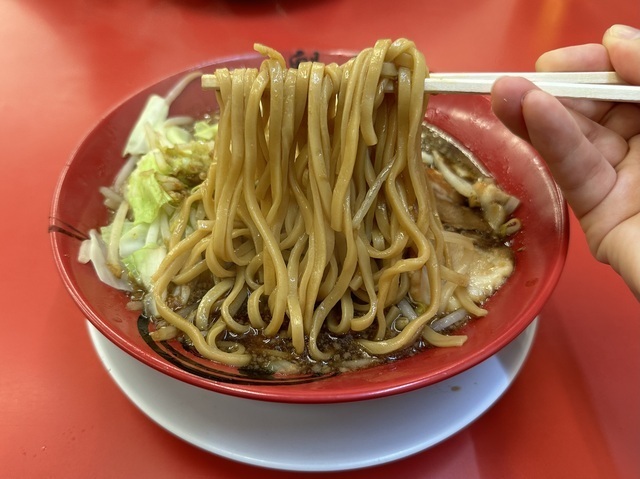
[50,50,569,403]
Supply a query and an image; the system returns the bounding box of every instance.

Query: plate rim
[87,318,539,471]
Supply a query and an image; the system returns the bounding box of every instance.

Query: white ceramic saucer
[88,318,538,472]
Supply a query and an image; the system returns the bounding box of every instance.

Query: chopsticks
[425,71,640,102]
[201,71,640,103]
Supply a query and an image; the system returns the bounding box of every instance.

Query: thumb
[603,24,640,85]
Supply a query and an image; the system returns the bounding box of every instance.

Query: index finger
[536,43,612,71]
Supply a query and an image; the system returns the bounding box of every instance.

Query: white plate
[88,318,538,472]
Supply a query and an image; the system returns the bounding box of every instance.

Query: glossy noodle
[145,39,508,368]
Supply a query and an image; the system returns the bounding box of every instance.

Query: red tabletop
[2,1,639,477]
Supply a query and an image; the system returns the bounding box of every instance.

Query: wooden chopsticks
[425,71,639,102]
[201,71,640,103]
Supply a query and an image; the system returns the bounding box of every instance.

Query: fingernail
[608,24,640,40]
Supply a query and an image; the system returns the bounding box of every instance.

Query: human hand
[491,24,640,299]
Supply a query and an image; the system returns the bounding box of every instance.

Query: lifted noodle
[149,39,509,367]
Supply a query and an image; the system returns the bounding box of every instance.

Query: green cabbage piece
[122,244,167,290]
[126,152,173,225]
[194,120,218,141]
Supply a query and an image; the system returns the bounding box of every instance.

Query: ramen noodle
[80,39,520,374]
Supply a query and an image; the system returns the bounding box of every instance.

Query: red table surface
[1,1,639,477]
